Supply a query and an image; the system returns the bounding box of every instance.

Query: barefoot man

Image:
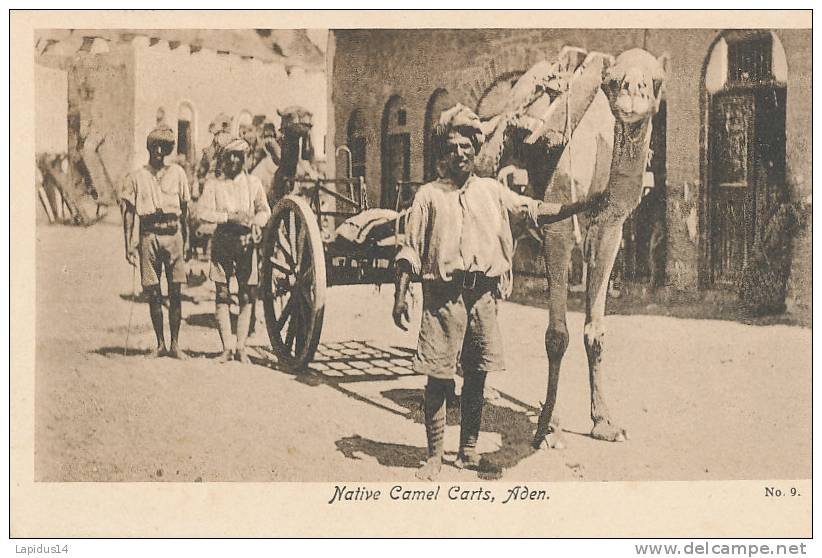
[197,138,271,363]
[121,124,191,359]
[393,104,606,480]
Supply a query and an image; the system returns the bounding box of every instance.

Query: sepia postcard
[10,9,812,539]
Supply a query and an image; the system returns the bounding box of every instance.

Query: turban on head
[146,124,175,149]
[432,103,485,157]
[217,137,251,162]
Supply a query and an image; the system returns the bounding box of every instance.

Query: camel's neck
[280,139,303,176]
[607,117,652,213]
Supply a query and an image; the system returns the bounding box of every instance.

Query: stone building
[328,28,811,318]
[35,29,327,205]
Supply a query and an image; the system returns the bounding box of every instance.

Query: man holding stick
[121,124,191,359]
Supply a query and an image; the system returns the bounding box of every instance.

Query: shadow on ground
[335,436,428,469]
[119,291,205,305]
[279,340,543,479]
[91,337,544,478]
[93,346,154,357]
[92,346,223,359]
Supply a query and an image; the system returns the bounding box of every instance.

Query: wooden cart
[259,177,421,368]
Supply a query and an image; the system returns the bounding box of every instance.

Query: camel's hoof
[534,431,567,450]
[591,421,628,442]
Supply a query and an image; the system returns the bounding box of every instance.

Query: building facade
[35,30,328,205]
[329,28,811,317]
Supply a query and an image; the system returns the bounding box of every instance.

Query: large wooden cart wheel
[261,195,326,368]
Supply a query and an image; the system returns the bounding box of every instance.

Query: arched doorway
[423,88,452,181]
[346,109,367,179]
[381,95,410,209]
[704,30,787,287]
[233,110,253,137]
[176,101,196,165]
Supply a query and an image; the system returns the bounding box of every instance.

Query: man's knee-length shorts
[413,280,505,379]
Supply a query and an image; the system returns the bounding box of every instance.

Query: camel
[476,47,668,448]
[270,105,322,206]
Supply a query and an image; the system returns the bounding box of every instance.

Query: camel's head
[278,105,314,142]
[277,105,315,162]
[601,48,668,124]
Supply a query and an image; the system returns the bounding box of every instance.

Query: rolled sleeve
[395,193,427,275]
[497,181,543,226]
[119,173,137,207]
[196,179,228,224]
[178,167,192,203]
[251,179,272,228]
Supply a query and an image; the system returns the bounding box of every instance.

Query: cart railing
[281,176,368,225]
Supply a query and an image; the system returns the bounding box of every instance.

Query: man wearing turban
[393,104,606,480]
[195,113,234,199]
[196,138,271,364]
[120,124,192,359]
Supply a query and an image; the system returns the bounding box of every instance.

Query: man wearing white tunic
[198,138,271,363]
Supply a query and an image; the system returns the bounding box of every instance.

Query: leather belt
[216,222,253,236]
[140,212,180,235]
[452,270,495,291]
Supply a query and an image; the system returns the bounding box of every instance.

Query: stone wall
[331,28,811,318]
[67,44,136,204]
[778,29,812,317]
[63,36,329,202]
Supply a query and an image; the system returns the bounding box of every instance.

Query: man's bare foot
[216,350,233,364]
[415,457,442,481]
[235,348,250,364]
[536,431,567,450]
[168,345,188,360]
[533,424,567,450]
[149,345,166,358]
[591,419,628,442]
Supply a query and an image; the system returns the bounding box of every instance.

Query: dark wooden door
[619,101,667,287]
[382,133,410,209]
[709,93,756,286]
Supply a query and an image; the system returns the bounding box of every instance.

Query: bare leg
[146,285,166,357]
[167,282,187,360]
[215,282,234,362]
[584,220,628,442]
[534,225,574,450]
[235,285,257,364]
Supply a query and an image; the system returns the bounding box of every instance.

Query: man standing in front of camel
[392,104,606,480]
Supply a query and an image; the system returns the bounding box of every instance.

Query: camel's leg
[584,219,628,442]
[533,225,574,450]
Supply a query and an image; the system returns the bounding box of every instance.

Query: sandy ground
[34,221,811,482]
